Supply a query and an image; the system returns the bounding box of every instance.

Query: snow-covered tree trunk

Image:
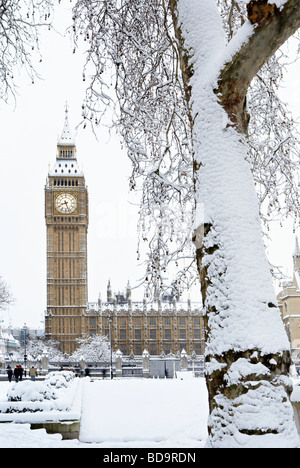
[171,0,300,448]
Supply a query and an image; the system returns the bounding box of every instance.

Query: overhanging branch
[217,0,300,133]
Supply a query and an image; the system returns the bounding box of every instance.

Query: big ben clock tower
[45,107,89,354]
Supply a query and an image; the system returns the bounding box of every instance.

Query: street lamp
[107,315,113,379]
[23,323,28,378]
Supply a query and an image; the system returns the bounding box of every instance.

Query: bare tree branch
[0,275,13,310]
[0,0,53,103]
[218,0,300,133]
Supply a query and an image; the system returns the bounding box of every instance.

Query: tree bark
[169,0,195,131]
[217,0,300,134]
[170,0,300,446]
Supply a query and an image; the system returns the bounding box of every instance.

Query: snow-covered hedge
[45,371,75,389]
[0,371,76,414]
[7,381,57,403]
[2,381,59,413]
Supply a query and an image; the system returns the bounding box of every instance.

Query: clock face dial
[55,193,77,214]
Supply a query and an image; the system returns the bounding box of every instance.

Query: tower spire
[126,280,131,301]
[58,103,75,147]
[293,236,300,272]
[294,236,300,256]
[50,106,82,176]
[107,280,112,303]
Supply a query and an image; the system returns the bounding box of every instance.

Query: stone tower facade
[277,237,300,366]
[44,108,89,354]
[86,281,204,357]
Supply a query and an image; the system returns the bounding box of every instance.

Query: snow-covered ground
[0,377,209,448]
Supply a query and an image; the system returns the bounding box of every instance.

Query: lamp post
[23,323,28,378]
[107,315,113,379]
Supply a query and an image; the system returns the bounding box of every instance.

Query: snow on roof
[49,159,83,177]
[86,300,202,314]
[48,107,84,177]
[1,332,20,348]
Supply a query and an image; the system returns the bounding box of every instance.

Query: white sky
[0,4,299,328]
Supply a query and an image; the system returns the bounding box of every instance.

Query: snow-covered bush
[0,371,77,414]
[7,381,57,403]
[45,371,74,389]
[70,334,111,362]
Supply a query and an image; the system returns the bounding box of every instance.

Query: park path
[78,378,208,447]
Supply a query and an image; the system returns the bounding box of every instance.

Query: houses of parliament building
[44,109,204,356]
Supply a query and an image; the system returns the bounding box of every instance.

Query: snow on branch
[72,0,300,292]
[72,0,195,295]
[70,334,111,363]
[0,0,54,103]
[0,275,13,310]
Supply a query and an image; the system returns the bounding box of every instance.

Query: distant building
[85,281,204,357]
[277,237,300,365]
[44,109,204,357]
[10,327,44,346]
[44,108,89,355]
[0,327,20,355]
[0,329,4,355]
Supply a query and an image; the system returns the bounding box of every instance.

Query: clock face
[55,193,77,214]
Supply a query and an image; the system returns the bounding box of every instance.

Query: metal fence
[1,355,205,379]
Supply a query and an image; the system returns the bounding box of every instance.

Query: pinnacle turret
[294,236,300,256]
[107,280,112,303]
[293,236,300,272]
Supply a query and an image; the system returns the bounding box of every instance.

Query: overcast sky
[0,4,299,328]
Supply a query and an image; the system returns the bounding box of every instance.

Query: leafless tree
[0,275,13,310]
[72,0,299,291]
[71,0,300,447]
[70,334,111,363]
[0,0,54,103]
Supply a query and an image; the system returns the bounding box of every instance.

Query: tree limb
[217,0,300,133]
